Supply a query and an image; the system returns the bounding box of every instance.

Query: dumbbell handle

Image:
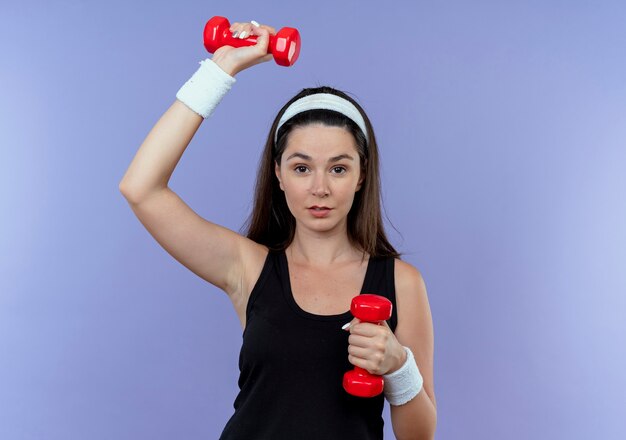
[206,27,263,51]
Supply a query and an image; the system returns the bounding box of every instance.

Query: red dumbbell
[203,16,301,67]
[343,294,393,397]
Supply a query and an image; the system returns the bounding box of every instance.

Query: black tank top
[219,249,398,440]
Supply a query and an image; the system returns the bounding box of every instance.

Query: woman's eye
[332,166,347,174]
[294,166,308,173]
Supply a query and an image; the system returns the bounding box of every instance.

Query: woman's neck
[287,228,364,267]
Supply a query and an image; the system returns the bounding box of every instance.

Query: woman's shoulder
[391,258,431,347]
[393,257,426,295]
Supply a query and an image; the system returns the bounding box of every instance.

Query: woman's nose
[311,172,330,197]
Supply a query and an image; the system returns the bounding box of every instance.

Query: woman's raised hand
[211,21,277,77]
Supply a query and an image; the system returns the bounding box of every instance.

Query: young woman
[119,19,436,440]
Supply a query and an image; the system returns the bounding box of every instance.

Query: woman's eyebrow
[286,152,355,162]
[286,152,311,161]
[328,154,355,163]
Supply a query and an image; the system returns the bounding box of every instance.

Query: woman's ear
[275,161,284,191]
[356,160,366,191]
[356,175,365,191]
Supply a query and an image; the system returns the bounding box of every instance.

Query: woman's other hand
[344,318,408,375]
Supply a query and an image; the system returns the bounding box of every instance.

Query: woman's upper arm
[393,259,437,410]
[122,187,264,296]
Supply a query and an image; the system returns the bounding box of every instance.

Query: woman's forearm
[119,99,203,202]
[390,388,437,440]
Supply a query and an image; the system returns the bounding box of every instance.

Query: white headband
[275,93,369,145]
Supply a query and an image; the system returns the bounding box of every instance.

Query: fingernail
[232,30,239,38]
[239,31,248,39]
[251,20,260,27]
[341,322,351,330]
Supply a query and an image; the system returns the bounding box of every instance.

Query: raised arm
[118,22,275,298]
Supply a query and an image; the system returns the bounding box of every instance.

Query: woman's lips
[308,207,332,218]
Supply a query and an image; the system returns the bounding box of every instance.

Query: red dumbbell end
[343,366,384,397]
[270,27,301,66]
[350,294,392,322]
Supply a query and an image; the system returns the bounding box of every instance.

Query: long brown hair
[240,86,400,259]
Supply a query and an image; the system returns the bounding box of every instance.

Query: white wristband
[383,346,424,406]
[175,58,236,119]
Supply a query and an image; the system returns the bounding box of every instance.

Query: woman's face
[275,123,364,235]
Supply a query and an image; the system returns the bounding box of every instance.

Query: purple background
[2,1,625,439]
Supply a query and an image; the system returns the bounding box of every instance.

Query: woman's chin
[296,217,346,234]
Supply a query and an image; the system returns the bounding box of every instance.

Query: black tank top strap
[361,255,398,333]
